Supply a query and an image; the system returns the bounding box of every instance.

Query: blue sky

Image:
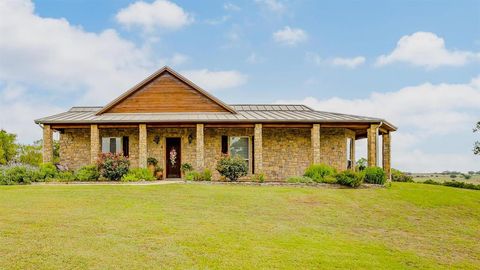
[0,0,479,172]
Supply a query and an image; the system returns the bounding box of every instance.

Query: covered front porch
[41,122,392,180]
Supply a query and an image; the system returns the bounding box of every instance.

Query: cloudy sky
[0,0,479,172]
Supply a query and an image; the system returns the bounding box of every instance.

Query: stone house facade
[36,66,396,181]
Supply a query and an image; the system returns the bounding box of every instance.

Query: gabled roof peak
[96,66,236,115]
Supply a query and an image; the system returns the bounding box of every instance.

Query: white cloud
[115,0,193,31]
[276,76,480,172]
[168,53,189,66]
[376,32,480,69]
[224,3,241,11]
[0,0,158,105]
[180,69,247,91]
[255,0,285,14]
[273,26,308,46]
[332,56,366,68]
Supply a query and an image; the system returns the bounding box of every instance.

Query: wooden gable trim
[96,66,236,115]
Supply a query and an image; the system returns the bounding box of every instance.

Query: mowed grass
[0,183,479,269]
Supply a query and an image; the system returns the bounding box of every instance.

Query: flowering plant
[169,147,177,167]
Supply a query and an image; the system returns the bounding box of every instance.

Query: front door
[166,138,181,178]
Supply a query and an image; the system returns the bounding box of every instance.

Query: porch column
[367,124,379,167]
[254,123,263,174]
[350,138,355,169]
[196,124,204,170]
[382,132,391,180]
[311,124,321,164]
[90,124,99,164]
[139,124,147,168]
[42,124,53,163]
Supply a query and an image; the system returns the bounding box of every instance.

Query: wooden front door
[166,138,181,178]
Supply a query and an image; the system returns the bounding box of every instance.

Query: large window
[346,138,353,169]
[229,136,249,169]
[102,137,123,154]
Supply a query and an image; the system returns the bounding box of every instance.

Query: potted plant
[155,166,163,180]
[147,157,158,174]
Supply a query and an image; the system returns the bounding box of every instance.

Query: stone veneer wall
[99,128,140,168]
[147,127,197,177]
[59,126,355,180]
[320,128,355,171]
[204,128,254,180]
[59,128,90,170]
[263,128,312,180]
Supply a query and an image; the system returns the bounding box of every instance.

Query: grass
[412,173,480,184]
[0,183,479,269]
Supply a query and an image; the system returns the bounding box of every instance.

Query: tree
[474,122,480,155]
[17,140,43,166]
[0,130,17,165]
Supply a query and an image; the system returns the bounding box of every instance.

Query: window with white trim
[102,137,123,154]
[229,136,250,169]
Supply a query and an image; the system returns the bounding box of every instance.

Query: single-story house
[35,66,396,180]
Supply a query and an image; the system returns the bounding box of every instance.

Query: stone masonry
[311,124,321,164]
[139,124,147,168]
[58,126,358,181]
[382,132,391,179]
[196,124,204,170]
[254,124,263,174]
[90,124,99,164]
[42,124,53,163]
[367,124,379,167]
[59,128,90,170]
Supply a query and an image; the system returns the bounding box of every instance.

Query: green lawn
[0,183,479,269]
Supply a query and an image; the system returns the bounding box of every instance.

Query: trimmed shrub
[363,167,387,185]
[391,169,413,182]
[216,155,248,181]
[304,164,336,183]
[75,165,100,181]
[97,153,130,181]
[181,163,194,174]
[335,170,363,188]
[121,168,155,182]
[286,176,314,184]
[38,163,58,180]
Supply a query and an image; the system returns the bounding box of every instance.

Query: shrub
[462,174,472,180]
[185,169,212,181]
[202,169,212,181]
[363,167,387,185]
[216,155,248,181]
[286,176,314,184]
[304,164,336,183]
[181,163,194,174]
[37,163,58,180]
[0,166,35,185]
[121,168,155,182]
[251,173,265,183]
[147,157,158,166]
[75,165,100,181]
[53,171,76,182]
[97,153,130,181]
[391,169,413,182]
[335,170,363,188]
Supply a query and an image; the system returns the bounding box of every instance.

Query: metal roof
[34,105,397,130]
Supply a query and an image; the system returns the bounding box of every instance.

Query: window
[102,137,123,154]
[229,136,250,169]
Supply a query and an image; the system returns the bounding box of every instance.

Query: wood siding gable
[97,67,235,114]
